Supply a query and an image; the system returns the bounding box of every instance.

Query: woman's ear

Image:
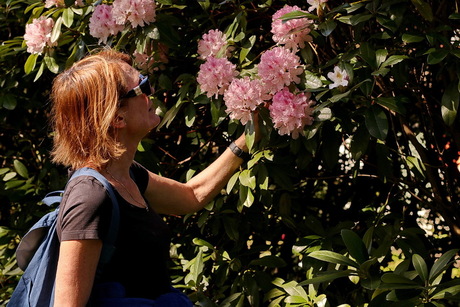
[112,112,126,129]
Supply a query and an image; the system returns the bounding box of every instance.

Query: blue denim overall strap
[90,282,194,307]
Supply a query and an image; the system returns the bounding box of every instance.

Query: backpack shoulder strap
[70,168,119,275]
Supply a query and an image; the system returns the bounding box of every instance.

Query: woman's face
[120,64,161,136]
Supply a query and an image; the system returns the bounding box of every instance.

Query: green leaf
[279,11,318,22]
[318,19,337,36]
[304,70,323,89]
[51,16,63,44]
[299,270,356,285]
[350,13,373,26]
[1,94,17,110]
[375,49,388,67]
[381,273,420,285]
[44,54,59,74]
[402,34,425,43]
[431,285,460,300]
[412,254,428,282]
[380,55,409,68]
[359,42,377,70]
[245,118,256,153]
[226,172,239,194]
[24,53,38,75]
[376,97,406,115]
[62,7,74,28]
[429,249,460,282]
[441,82,459,126]
[239,35,256,64]
[239,169,256,189]
[184,103,196,128]
[406,156,426,180]
[365,105,388,140]
[157,100,185,129]
[249,255,287,268]
[411,0,433,22]
[3,172,17,181]
[13,160,28,179]
[309,250,360,268]
[362,226,374,255]
[192,238,214,250]
[351,125,370,161]
[427,49,449,65]
[341,229,368,264]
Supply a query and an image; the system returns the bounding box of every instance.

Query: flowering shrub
[89,5,124,44]
[271,5,313,50]
[197,57,238,98]
[223,77,265,125]
[269,88,315,139]
[24,17,56,54]
[197,29,230,60]
[3,0,460,306]
[112,0,156,28]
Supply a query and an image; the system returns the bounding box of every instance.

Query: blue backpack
[8,168,120,307]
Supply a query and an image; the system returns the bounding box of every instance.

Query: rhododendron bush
[2,0,460,305]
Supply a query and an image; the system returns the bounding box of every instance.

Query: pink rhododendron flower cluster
[197,57,238,98]
[198,29,230,60]
[269,88,315,139]
[112,0,156,28]
[271,5,314,50]
[89,4,124,44]
[327,66,349,89]
[24,17,56,54]
[223,77,266,125]
[307,0,328,12]
[258,47,303,94]
[196,5,332,139]
[45,0,83,8]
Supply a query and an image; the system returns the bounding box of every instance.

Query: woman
[50,49,252,306]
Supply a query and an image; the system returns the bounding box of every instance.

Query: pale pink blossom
[197,57,238,98]
[269,88,315,139]
[258,47,304,94]
[327,66,349,89]
[45,0,84,8]
[197,29,230,60]
[24,17,56,54]
[271,5,314,50]
[224,77,266,125]
[112,0,156,28]
[89,4,124,44]
[307,0,328,12]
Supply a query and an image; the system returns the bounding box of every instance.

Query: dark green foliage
[1,0,460,306]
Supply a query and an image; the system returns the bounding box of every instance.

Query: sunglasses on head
[120,74,153,99]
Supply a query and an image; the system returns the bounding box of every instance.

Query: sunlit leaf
[429,249,460,282]
[441,82,459,126]
[13,160,28,179]
[50,16,63,44]
[431,285,460,300]
[412,254,428,282]
[309,250,360,268]
[24,53,38,75]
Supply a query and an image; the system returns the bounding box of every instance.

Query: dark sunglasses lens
[139,77,152,96]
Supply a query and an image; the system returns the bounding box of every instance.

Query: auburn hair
[50,49,133,170]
